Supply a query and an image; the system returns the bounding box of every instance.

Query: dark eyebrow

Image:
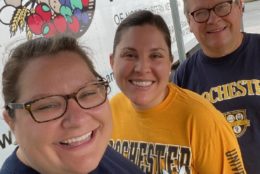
[150,48,167,52]
[121,47,167,52]
[121,47,137,52]
[21,80,102,103]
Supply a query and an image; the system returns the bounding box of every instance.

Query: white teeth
[62,132,92,145]
[209,27,224,33]
[132,80,152,87]
[212,29,222,32]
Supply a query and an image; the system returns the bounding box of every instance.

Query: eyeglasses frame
[6,79,110,123]
[189,0,237,23]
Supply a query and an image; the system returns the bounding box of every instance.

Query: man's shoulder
[177,50,202,70]
[245,32,260,42]
[173,49,202,84]
[246,32,260,37]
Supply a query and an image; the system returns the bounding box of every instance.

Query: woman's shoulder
[169,83,222,117]
[0,147,39,174]
[110,92,126,101]
[91,146,144,174]
[110,92,131,108]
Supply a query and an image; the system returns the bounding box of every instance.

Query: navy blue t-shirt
[173,33,260,174]
[0,146,144,174]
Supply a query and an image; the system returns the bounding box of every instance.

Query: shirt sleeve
[190,103,246,174]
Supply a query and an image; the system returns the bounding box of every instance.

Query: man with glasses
[173,0,260,173]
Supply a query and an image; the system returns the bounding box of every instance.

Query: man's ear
[3,110,15,132]
[109,53,114,69]
[189,24,193,33]
[186,16,193,33]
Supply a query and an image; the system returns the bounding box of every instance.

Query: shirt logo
[223,109,250,137]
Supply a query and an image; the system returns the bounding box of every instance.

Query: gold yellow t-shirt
[110,83,246,174]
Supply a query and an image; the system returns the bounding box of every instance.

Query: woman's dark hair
[2,35,103,117]
[112,10,173,62]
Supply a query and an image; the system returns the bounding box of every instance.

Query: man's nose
[207,9,220,24]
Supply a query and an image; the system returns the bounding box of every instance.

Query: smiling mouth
[207,26,226,33]
[59,131,93,147]
[130,80,154,87]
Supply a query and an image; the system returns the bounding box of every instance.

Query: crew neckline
[200,32,248,65]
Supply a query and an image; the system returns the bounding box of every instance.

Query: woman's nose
[134,57,151,73]
[62,98,88,128]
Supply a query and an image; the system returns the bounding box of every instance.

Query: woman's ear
[240,0,245,12]
[3,110,15,132]
[109,53,114,69]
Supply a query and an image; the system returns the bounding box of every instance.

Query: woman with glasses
[173,0,260,173]
[109,10,246,174]
[0,35,144,174]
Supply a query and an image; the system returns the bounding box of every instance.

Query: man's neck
[203,32,244,58]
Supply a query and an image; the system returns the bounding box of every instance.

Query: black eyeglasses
[6,80,109,123]
[190,0,236,23]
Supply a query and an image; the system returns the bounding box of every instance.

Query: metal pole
[169,0,186,63]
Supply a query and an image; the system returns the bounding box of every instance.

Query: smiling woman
[0,35,144,174]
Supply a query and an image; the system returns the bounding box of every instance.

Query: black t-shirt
[173,32,260,174]
[0,146,144,174]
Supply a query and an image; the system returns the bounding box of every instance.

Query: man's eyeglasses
[6,80,110,123]
[190,0,236,23]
